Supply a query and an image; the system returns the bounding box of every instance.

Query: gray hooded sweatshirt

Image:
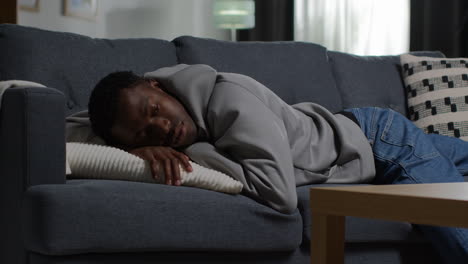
[145,64,375,214]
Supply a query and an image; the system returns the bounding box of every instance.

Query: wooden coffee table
[309,183,468,264]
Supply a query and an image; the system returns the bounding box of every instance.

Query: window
[294,0,410,55]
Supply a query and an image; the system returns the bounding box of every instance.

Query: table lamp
[213,0,255,41]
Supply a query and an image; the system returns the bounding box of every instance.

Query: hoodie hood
[144,64,218,140]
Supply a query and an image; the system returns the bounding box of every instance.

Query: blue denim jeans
[346,107,468,264]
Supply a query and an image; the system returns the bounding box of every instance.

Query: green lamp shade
[213,0,255,29]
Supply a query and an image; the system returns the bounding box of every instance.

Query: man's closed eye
[151,104,160,116]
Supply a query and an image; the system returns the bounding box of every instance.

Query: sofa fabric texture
[0,24,447,264]
[0,87,66,264]
[174,36,343,113]
[0,24,178,116]
[23,180,302,255]
[27,244,443,264]
[328,51,445,116]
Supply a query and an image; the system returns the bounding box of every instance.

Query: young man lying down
[87,64,468,263]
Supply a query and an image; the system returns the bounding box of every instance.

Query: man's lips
[168,121,184,146]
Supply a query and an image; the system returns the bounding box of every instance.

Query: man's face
[111,80,198,149]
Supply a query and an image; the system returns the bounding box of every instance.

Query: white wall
[18,0,229,40]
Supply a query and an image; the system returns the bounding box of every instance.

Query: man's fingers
[164,159,173,185]
[175,152,192,172]
[183,155,192,172]
[171,159,181,186]
[129,146,191,186]
[149,160,160,181]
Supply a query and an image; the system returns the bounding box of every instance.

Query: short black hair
[88,71,146,146]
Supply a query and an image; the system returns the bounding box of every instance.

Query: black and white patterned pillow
[400,54,468,141]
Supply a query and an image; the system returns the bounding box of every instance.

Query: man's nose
[150,117,171,135]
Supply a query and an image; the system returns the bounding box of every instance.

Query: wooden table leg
[311,212,345,264]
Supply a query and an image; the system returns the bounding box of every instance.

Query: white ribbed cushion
[66,142,243,194]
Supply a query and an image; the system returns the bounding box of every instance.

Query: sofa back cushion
[174,36,343,112]
[0,24,178,116]
[328,51,445,116]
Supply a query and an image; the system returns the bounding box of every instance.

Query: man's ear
[147,79,166,92]
[147,79,159,88]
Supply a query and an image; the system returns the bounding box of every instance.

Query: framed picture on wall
[63,0,98,20]
[19,0,40,12]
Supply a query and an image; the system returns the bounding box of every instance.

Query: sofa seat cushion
[22,179,303,255]
[297,184,428,244]
[173,36,343,112]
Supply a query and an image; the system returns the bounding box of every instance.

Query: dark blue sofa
[0,24,446,264]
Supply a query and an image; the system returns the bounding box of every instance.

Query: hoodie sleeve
[205,81,298,214]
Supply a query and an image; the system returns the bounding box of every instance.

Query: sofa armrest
[0,86,66,264]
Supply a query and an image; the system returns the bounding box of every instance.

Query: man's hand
[129,146,193,186]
